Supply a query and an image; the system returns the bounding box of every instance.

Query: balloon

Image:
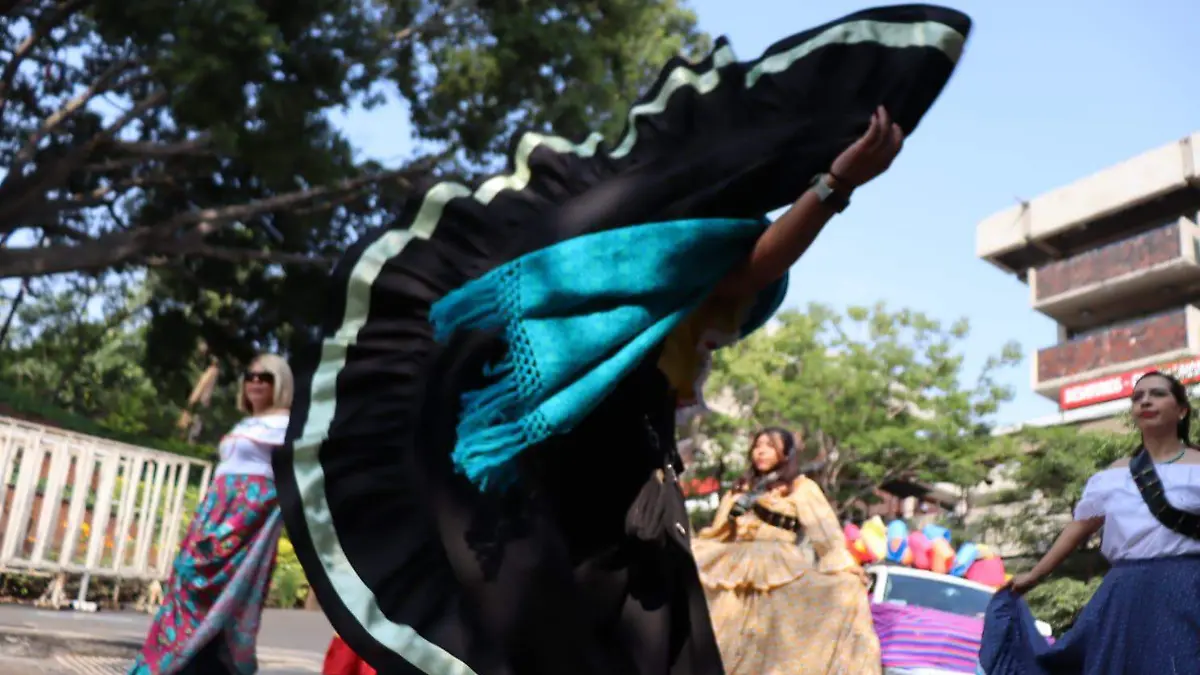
[862,516,887,538]
[851,539,876,563]
[886,520,909,541]
[930,538,955,574]
[908,532,932,570]
[885,520,909,563]
[860,517,888,562]
[951,542,979,577]
[844,523,861,544]
[923,524,952,543]
[976,544,995,560]
[967,556,1007,588]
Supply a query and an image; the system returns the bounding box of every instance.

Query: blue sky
[331,1,1200,425]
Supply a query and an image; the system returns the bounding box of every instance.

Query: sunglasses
[244,371,275,385]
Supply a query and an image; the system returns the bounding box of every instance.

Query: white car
[867,564,1052,675]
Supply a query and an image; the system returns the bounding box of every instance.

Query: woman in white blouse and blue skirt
[977,370,1200,675]
[129,354,293,675]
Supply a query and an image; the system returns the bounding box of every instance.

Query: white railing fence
[0,415,212,608]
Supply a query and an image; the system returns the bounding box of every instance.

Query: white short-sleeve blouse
[214,413,290,480]
[1074,464,1200,561]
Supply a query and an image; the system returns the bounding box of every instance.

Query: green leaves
[402,0,709,165]
[973,424,1135,557]
[691,302,1023,514]
[1024,576,1103,635]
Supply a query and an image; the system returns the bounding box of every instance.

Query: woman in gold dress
[693,428,880,675]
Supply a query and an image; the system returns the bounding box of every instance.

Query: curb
[0,626,138,656]
[0,626,323,665]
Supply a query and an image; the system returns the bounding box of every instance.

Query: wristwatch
[810,173,851,213]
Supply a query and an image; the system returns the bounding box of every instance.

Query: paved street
[0,604,333,674]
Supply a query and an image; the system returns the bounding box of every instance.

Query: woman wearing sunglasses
[129,354,293,675]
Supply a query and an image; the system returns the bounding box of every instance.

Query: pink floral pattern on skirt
[129,475,282,675]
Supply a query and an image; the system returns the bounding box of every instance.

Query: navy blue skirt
[977,555,1200,674]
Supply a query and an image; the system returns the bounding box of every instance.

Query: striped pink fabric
[871,602,982,673]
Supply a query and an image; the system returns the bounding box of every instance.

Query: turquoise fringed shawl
[429,217,773,492]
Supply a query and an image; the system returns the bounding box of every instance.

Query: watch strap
[810,173,850,213]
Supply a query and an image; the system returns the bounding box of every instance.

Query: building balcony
[976,132,1200,276]
[1033,306,1200,402]
[1030,218,1200,330]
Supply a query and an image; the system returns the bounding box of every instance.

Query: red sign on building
[1059,355,1200,410]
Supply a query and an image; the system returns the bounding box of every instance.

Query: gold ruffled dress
[692,476,881,675]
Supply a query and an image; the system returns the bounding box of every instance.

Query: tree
[0,0,709,275]
[1,0,710,374]
[0,0,416,278]
[0,273,241,449]
[970,424,1133,560]
[689,303,1024,517]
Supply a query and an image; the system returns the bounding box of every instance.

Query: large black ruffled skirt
[274,6,971,674]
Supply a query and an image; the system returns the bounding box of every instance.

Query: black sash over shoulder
[751,503,805,536]
[1129,449,1200,540]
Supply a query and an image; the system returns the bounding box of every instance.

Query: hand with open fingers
[829,105,905,188]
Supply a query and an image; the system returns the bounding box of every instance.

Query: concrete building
[978,132,1200,431]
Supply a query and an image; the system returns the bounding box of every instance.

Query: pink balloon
[966,557,1007,588]
[908,532,932,570]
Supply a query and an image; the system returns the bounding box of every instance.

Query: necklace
[1160,447,1187,465]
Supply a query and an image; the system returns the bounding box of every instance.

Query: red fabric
[324,635,377,675]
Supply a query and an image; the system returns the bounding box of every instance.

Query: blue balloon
[923,524,951,543]
[885,520,910,562]
[886,520,909,540]
[951,542,978,577]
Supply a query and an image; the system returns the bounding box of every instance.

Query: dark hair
[1133,370,1193,444]
[733,427,800,494]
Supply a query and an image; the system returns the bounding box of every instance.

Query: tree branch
[0,90,167,232]
[0,0,33,18]
[80,137,212,174]
[13,58,135,167]
[0,168,416,278]
[22,171,181,224]
[160,168,416,240]
[0,0,92,119]
[146,246,336,268]
[105,137,213,159]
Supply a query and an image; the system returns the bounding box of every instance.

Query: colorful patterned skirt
[129,474,283,675]
[977,555,1200,674]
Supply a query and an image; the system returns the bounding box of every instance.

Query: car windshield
[882,574,993,618]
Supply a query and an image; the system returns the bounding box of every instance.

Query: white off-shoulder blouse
[1074,464,1200,561]
[214,413,290,480]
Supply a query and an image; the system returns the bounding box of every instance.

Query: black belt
[752,503,804,535]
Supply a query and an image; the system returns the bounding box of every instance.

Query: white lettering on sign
[1167,357,1200,383]
[1061,376,1125,405]
[1059,355,1200,410]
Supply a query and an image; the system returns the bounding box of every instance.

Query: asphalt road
[0,604,334,674]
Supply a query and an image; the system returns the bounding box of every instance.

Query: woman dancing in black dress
[274,6,972,674]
